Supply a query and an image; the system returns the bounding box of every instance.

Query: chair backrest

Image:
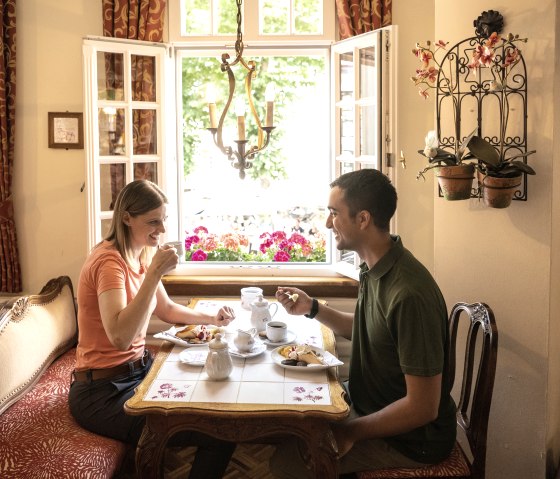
[447,302,498,479]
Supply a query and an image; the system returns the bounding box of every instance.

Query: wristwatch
[304,298,319,319]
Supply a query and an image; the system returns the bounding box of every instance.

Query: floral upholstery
[0,348,128,478]
[356,442,471,478]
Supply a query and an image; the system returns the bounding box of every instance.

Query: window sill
[162,274,359,298]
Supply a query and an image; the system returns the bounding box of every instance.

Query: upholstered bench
[0,276,128,478]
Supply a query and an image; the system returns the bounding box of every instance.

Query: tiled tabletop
[144,299,337,406]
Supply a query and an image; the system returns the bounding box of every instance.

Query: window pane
[101,218,112,239]
[180,53,330,263]
[360,105,375,156]
[97,52,124,101]
[133,110,157,155]
[359,46,376,99]
[216,0,237,34]
[98,107,125,156]
[183,0,211,35]
[340,52,354,100]
[131,55,157,102]
[134,162,158,183]
[294,0,322,34]
[340,106,354,156]
[100,163,126,211]
[260,0,288,34]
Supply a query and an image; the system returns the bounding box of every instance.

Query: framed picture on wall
[48,112,84,149]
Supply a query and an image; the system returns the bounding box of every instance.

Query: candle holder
[208,126,275,179]
[205,0,275,180]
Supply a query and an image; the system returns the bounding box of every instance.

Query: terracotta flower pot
[477,172,522,209]
[435,164,475,201]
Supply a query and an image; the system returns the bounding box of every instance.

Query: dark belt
[72,349,151,382]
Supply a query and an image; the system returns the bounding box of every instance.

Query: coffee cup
[163,241,185,257]
[241,287,263,310]
[266,321,288,343]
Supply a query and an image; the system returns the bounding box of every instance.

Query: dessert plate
[271,345,343,371]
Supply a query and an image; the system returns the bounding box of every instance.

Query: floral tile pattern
[146,379,196,401]
[284,383,331,405]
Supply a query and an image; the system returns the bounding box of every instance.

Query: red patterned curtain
[0,1,19,292]
[101,0,166,207]
[335,0,392,40]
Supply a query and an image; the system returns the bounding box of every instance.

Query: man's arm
[276,287,354,339]
[332,373,442,456]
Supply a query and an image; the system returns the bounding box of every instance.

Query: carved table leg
[136,417,168,479]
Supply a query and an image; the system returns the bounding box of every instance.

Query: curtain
[101,0,166,207]
[335,0,392,40]
[0,0,19,293]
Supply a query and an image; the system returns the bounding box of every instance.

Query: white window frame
[168,0,335,44]
[82,37,177,251]
[330,27,397,280]
[81,5,396,280]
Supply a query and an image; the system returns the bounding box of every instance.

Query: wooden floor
[118,443,275,478]
[165,444,275,479]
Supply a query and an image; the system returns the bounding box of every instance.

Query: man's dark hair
[330,169,397,232]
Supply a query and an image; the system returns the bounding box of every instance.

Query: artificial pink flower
[193,226,208,234]
[273,250,291,262]
[485,32,500,48]
[434,39,448,49]
[503,47,519,68]
[191,250,208,261]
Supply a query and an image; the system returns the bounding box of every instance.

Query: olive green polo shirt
[348,236,456,464]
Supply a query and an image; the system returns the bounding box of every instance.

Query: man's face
[325,186,359,251]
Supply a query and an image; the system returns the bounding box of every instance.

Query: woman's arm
[98,246,181,350]
[153,283,236,326]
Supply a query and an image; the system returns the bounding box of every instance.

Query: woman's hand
[149,244,179,277]
[210,305,236,326]
[275,287,313,316]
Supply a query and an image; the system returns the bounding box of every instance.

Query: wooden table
[125,298,349,478]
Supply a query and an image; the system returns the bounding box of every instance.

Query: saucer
[261,330,297,346]
[229,342,267,358]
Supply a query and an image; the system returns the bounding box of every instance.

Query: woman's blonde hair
[103,180,168,267]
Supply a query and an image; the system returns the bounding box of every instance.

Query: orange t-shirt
[75,241,150,370]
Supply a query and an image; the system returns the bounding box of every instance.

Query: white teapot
[205,333,233,380]
[250,295,278,332]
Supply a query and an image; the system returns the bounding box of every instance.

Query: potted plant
[416,129,477,201]
[467,135,536,208]
[412,40,477,200]
[463,26,536,208]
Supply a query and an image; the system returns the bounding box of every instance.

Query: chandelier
[206,0,275,179]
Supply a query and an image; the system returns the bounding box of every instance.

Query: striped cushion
[356,442,471,478]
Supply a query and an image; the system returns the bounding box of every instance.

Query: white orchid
[423,130,439,158]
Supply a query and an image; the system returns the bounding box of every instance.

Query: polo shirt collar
[360,235,404,280]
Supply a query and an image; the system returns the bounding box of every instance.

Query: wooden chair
[355,302,498,479]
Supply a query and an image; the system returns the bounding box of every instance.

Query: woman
[69,180,236,478]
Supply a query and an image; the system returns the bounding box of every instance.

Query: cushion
[0,348,128,478]
[0,276,78,414]
[356,442,471,478]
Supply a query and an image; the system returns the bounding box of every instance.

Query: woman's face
[125,204,167,251]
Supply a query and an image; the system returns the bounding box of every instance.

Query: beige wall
[16,1,101,294]
[14,1,559,478]
[431,1,558,479]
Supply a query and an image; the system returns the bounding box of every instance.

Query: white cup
[266,321,288,343]
[241,287,263,310]
[164,241,185,257]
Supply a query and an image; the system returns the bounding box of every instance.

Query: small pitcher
[234,328,257,352]
[205,333,233,380]
[250,295,279,332]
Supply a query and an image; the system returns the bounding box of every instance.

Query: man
[271,169,456,477]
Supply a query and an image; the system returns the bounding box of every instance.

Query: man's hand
[331,420,355,458]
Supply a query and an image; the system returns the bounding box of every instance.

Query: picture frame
[48,112,84,149]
